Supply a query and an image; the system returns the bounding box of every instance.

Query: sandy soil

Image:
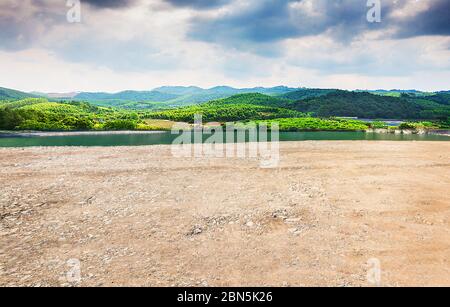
[0,141,449,287]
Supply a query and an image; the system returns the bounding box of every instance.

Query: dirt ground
[0,141,449,287]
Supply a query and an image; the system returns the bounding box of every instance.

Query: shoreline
[0,129,448,141]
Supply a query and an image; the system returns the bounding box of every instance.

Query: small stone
[285,218,301,224]
[288,228,302,235]
[191,227,203,235]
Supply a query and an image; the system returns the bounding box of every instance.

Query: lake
[0,131,448,147]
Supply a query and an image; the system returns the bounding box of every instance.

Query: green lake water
[0,131,448,147]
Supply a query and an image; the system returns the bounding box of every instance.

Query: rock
[189,227,203,236]
[288,228,303,236]
[285,218,301,224]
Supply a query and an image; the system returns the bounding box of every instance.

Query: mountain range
[2,86,446,106]
[1,86,449,126]
[1,86,301,108]
[71,86,299,106]
[1,86,449,119]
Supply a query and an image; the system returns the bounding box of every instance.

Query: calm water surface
[0,131,448,147]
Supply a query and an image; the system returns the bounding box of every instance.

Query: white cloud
[0,0,449,92]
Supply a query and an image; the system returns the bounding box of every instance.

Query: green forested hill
[0,87,38,100]
[208,93,291,107]
[145,103,304,123]
[277,88,335,100]
[0,98,122,130]
[418,93,450,106]
[2,87,449,131]
[287,91,450,119]
[142,93,302,122]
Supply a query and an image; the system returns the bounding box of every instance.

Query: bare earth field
[0,141,449,287]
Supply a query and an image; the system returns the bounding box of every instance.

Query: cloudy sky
[0,0,449,92]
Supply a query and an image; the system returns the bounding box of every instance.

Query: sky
[0,0,449,92]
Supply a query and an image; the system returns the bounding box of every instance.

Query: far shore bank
[366,128,450,136]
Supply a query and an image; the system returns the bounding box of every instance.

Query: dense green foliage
[398,121,438,130]
[277,88,335,100]
[369,121,389,129]
[287,91,450,120]
[438,118,450,129]
[145,103,304,123]
[1,89,449,132]
[208,93,291,107]
[142,93,304,122]
[418,93,450,106]
[103,119,138,130]
[252,118,369,131]
[0,98,136,131]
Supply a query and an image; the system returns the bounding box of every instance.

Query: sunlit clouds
[0,0,449,92]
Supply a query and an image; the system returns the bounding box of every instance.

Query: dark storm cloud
[0,0,138,52]
[395,0,450,38]
[187,0,449,48]
[84,0,137,9]
[0,1,66,51]
[163,0,231,9]
[187,0,379,45]
[0,16,33,51]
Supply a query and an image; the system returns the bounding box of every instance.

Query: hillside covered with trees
[285,91,450,120]
[1,87,449,131]
[0,87,38,100]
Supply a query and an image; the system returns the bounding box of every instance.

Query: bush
[103,119,137,130]
[0,107,24,129]
[370,121,388,129]
[62,117,95,130]
[399,122,417,130]
[16,120,70,131]
[399,121,438,130]
[254,117,369,131]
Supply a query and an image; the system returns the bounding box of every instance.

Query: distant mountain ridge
[0,87,38,100]
[61,86,299,107]
[75,90,178,102]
